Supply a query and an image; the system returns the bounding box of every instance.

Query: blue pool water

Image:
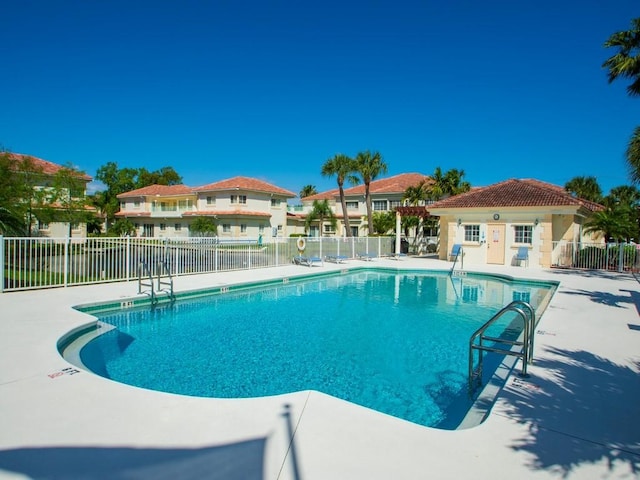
[77,270,555,428]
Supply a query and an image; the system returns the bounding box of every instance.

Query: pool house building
[426,178,605,268]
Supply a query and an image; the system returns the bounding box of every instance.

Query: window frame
[514,225,533,245]
[372,200,387,211]
[464,224,480,242]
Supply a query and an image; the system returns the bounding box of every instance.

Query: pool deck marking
[1,258,639,479]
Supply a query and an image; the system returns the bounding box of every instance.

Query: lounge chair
[515,246,529,267]
[356,252,376,261]
[449,244,462,261]
[293,255,323,267]
[325,254,348,263]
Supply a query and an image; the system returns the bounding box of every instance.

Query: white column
[395,211,402,255]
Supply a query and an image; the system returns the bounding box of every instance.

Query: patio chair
[325,255,348,263]
[449,244,462,261]
[293,255,323,267]
[357,252,377,261]
[515,246,529,267]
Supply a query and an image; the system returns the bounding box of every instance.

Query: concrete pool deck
[0,257,639,479]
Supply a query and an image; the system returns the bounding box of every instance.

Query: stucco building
[427,178,604,268]
[116,176,296,239]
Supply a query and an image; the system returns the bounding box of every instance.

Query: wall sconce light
[534,218,539,227]
[457,218,462,226]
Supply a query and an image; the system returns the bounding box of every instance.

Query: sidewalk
[0,258,638,479]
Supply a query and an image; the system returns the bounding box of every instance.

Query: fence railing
[551,241,640,272]
[1,235,396,292]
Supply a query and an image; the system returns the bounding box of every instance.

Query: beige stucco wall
[432,209,577,268]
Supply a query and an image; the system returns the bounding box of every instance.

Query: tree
[0,206,25,236]
[402,181,430,246]
[604,185,640,208]
[583,206,636,242]
[44,164,94,237]
[428,167,471,200]
[110,218,136,237]
[0,152,56,236]
[305,199,336,236]
[354,150,387,235]
[299,184,317,199]
[564,176,603,203]
[603,18,640,184]
[189,216,218,237]
[403,181,429,206]
[444,169,471,195]
[372,211,395,235]
[95,162,183,229]
[321,154,359,237]
[603,185,640,240]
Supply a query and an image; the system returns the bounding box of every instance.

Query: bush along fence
[551,241,640,272]
[0,235,395,292]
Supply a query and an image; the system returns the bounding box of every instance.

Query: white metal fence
[551,241,640,272]
[0,235,396,292]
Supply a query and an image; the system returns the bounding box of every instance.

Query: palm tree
[372,211,396,235]
[429,167,447,200]
[603,18,640,184]
[403,181,429,206]
[299,184,317,199]
[584,206,636,242]
[305,199,336,237]
[354,150,387,235]
[604,185,640,208]
[444,169,471,195]
[564,176,603,203]
[321,154,359,237]
[428,167,470,200]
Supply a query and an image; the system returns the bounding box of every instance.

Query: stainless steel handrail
[468,300,535,394]
[156,259,175,301]
[449,246,464,275]
[137,261,156,304]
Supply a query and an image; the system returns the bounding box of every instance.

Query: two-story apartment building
[5,153,93,238]
[288,173,433,237]
[116,176,296,239]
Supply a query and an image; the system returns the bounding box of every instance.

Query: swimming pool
[69,269,556,429]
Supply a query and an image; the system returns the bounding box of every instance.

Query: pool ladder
[468,300,535,394]
[138,260,175,305]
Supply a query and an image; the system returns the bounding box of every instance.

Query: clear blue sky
[1,0,638,199]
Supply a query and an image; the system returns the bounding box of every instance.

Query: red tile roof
[428,179,604,211]
[303,173,432,201]
[302,189,340,202]
[6,153,92,181]
[117,184,194,198]
[194,176,296,197]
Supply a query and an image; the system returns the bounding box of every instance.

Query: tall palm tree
[605,185,640,208]
[305,199,336,237]
[403,181,429,206]
[564,176,603,203]
[299,184,317,199]
[603,18,640,184]
[444,169,471,195]
[321,154,359,236]
[354,150,387,235]
[428,167,470,200]
[429,167,447,200]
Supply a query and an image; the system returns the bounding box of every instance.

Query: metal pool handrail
[468,300,535,394]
